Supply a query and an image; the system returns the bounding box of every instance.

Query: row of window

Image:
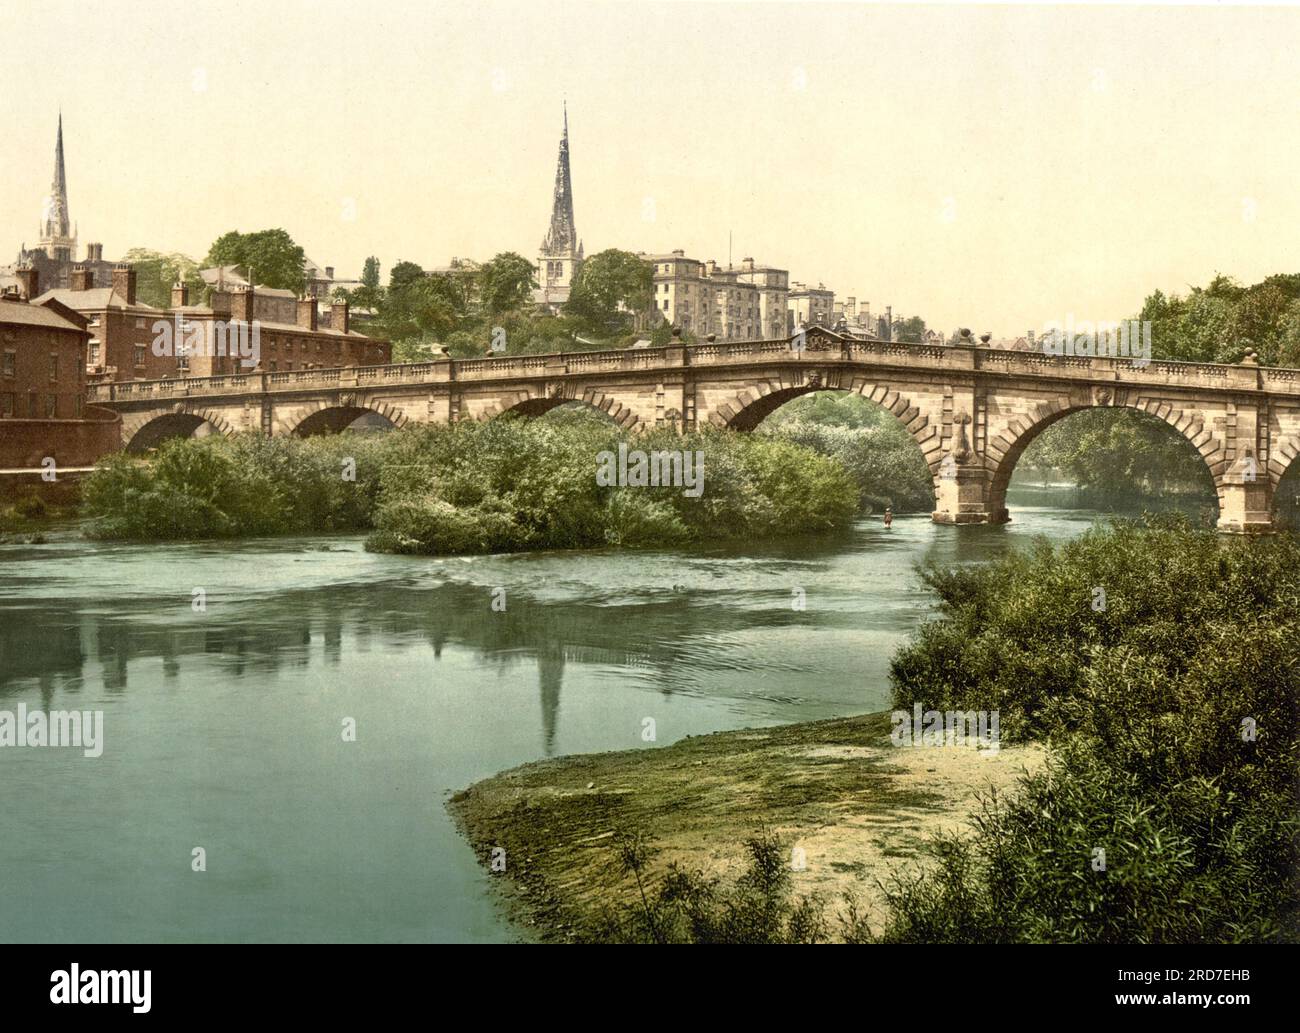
[2,351,65,381]
[0,392,81,418]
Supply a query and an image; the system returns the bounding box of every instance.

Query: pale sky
[3,1,1300,334]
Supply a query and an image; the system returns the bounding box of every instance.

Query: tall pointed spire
[53,111,67,200]
[541,104,577,254]
[41,111,74,257]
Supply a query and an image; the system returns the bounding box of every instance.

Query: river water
[0,487,1157,942]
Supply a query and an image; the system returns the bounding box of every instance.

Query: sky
[3,0,1300,334]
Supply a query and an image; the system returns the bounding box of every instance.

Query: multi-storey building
[642,251,789,342]
[735,258,789,340]
[33,264,170,381]
[0,278,119,469]
[36,266,389,381]
[788,281,835,332]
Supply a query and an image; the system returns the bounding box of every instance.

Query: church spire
[41,112,74,257]
[541,104,577,255]
[53,111,67,201]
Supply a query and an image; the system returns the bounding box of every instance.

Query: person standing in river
[883,507,893,529]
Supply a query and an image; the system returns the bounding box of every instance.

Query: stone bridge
[89,328,1300,533]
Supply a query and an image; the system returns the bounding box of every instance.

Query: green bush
[881,516,1300,943]
[81,418,859,554]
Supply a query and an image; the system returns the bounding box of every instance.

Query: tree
[387,260,426,294]
[890,315,926,343]
[361,256,381,291]
[565,249,653,334]
[120,249,205,309]
[205,229,307,294]
[478,252,538,316]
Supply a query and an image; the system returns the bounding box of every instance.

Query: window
[46,394,57,418]
[1,393,12,417]
[134,345,146,367]
[74,395,82,417]
[135,317,146,329]
[49,353,58,381]
[28,393,38,417]
[2,351,13,377]
[270,361,278,371]
[90,343,100,364]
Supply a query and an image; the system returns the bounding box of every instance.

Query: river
[0,487,1171,942]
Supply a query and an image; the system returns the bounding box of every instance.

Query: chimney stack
[331,300,349,335]
[15,265,38,300]
[86,242,104,263]
[324,266,334,281]
[297,295,318,331]
[70,264,93,291]
[232,285,255,323]
[847,296,856,318]
[172,280,190,308]
[112,263,137,306]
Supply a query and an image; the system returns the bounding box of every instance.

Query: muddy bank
[448,711,1044,942]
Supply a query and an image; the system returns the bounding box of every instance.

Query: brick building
[0,281,120,468]
[34,265,170,382]
[35,266,389,382]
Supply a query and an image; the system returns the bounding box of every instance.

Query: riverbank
[448,710,1044,942]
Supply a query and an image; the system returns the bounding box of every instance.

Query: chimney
[86,242,104,263]
[742,257,755,272]
[70,264,93,291]
[672,249,685,258]
[331,300,349,335]
[232,285,254,323]
[15,265,38,299]
[324,266,334,281]
[210,290,232,319]
[297,295,318,331]
[172,280,190,308]
[112,263,137,306]
[705,259,717,276]
[847,296,856,318]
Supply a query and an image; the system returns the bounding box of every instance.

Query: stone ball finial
[959,328,972,340]
[671,325,682,340]
[1241,350,1259,365]
[979,332,992,345]
[706,333,716,343]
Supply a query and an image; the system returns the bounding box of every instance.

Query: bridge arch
[123,407,235,454]
[284,399,408,437]
[481,388,641,430]
[985,393,1226,520]
[709,378,945,479]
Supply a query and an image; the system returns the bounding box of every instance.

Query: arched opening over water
[125,412,225,454]
[1003,406,1220,522]
[752,390,938,515]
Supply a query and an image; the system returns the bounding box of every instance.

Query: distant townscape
[0,108,1061,473]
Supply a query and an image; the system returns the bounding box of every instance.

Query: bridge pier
[1217,462,1276,534]
[932,464,1007,525]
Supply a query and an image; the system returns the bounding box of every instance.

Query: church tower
[536,104,583,308]
[40,114,76,262]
